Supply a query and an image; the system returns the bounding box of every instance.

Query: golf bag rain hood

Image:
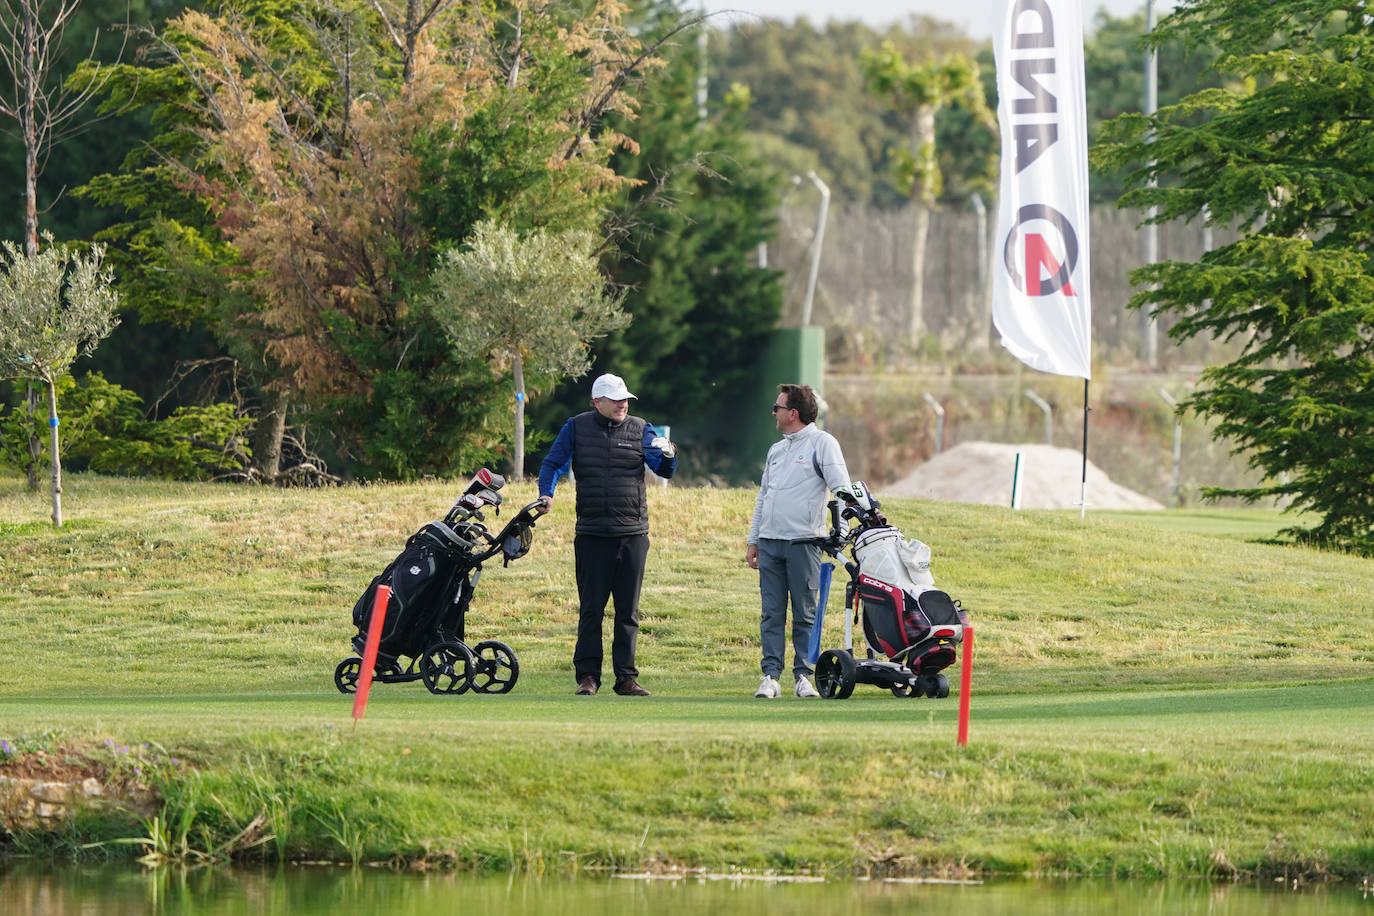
[851,527,964,668]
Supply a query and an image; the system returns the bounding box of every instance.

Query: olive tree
[1,0,124,487]
[0,235,119,525]
[426,220,629,480]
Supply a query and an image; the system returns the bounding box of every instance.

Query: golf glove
[650,436,676,458]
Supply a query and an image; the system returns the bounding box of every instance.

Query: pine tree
[1096,0,1374,554]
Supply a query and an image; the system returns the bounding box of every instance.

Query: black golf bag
[350,520,472,663]
[335,468,542,696]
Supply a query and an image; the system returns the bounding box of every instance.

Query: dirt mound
[881,442,1164,510]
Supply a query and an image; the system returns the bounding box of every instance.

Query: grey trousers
[756,538,822,680]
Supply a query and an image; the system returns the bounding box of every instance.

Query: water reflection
[0,863,1366,915]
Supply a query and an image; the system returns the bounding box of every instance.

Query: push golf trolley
[334,469,546,697]
[799,482,968,700]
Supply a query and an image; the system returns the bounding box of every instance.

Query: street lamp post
[799,170,830,326]
[1143,0,1160,366]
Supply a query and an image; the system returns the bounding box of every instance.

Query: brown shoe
[613,677,650,697]
[575,675,598,695]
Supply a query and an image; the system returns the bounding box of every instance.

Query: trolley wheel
[334,657,362,694]
[815,649,856,700]
[420,641,475,695]
[470,640,520,694]
[920,673,950,698]
[890,682,914,698]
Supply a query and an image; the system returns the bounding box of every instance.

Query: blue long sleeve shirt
[538,416,678,498]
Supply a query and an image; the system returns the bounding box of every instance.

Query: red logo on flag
[1002,203,1079,296]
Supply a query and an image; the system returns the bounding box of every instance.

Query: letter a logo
[1002,204,1079,297]
[1023,233,1076,297]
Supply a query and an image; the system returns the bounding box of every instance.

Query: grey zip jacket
[747,423,852,543]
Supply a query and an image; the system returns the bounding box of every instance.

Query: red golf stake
[957,625,974,747]
[352,585,391,723]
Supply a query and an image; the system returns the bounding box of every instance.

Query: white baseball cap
[591,373,636,400]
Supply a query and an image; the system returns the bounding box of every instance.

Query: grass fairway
[1,473,1372,880]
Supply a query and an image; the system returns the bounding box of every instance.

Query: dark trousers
[573,533,650,685]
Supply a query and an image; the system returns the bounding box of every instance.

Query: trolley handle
[468,501,545,564]
[791,533,845,558]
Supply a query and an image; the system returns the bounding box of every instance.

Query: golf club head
[463,468,506,498]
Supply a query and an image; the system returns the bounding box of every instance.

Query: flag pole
[1079,378,1090,519]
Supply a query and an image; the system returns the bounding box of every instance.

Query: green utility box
[671,326,825,484]
[738,326,826,473]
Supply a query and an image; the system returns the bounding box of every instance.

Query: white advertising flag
[991,0,1092,380]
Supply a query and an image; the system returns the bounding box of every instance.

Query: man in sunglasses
[745,383,851,699]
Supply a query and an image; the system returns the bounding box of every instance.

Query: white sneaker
[754,675,781,699]
[795,675,820,698]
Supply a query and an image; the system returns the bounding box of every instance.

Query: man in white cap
[537,373,678,696]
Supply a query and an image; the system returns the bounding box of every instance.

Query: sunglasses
[770,403,794,414]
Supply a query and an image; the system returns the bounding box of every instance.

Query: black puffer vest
[572,411,648,537]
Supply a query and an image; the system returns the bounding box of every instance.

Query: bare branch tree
[1,0,128,489]
[0,0,128,256]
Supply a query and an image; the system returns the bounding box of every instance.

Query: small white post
[1011,451,1023,509]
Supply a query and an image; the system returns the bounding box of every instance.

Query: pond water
[1,864,1369,915]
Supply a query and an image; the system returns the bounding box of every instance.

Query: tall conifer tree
[1097,0,1374,554]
